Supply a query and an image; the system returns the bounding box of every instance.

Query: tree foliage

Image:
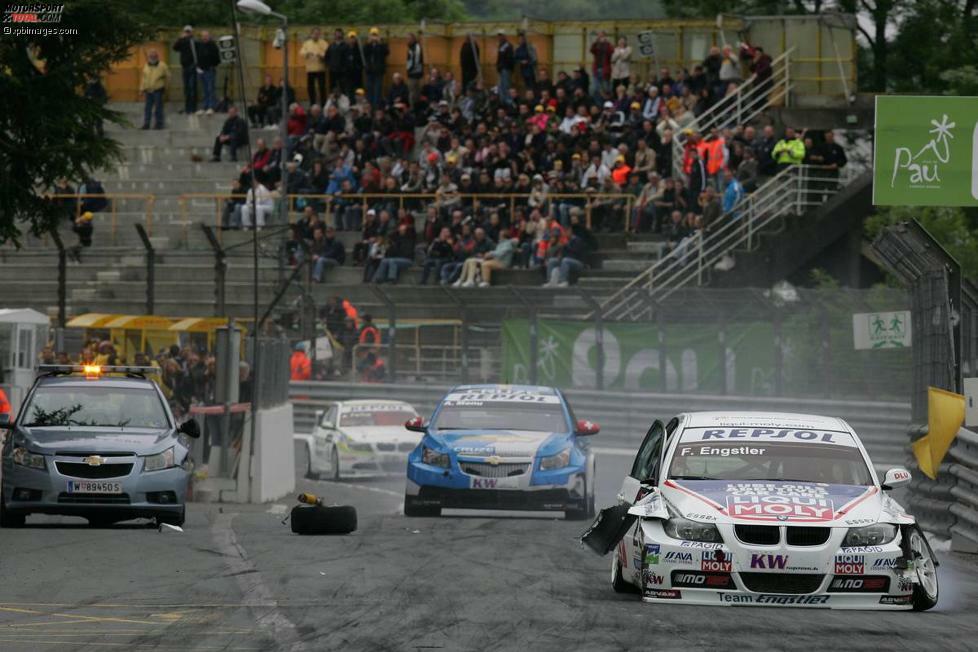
[0,0,153,244]
[865,207,978,283]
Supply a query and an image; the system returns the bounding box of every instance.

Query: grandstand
[2,15,877,366]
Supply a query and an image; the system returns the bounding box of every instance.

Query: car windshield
[434,390,569,432]
[340,410,417,427]
[21,385,170,429]
[668,439,873,485]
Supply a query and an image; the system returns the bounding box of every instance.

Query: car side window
[630,420,665,483]
[322,406,338,428]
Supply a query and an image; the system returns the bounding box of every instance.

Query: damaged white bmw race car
[581,412,939,610]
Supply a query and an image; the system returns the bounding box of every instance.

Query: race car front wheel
[328,446,341,482]
[0,491,25,528]
[304,445,320,480]
[909,528,939,611]
[611,553,638,594]
[404,496,441,517]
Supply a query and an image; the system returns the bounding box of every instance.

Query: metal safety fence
[288,380,910,468]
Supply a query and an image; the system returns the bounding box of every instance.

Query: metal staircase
[601,164,858,321]
[672,48,795,179]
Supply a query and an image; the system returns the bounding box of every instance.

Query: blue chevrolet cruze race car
[403,384,599,519]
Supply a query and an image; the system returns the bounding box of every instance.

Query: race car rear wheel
[404,497,441,517]
[0,491,26,528]
[909,528,939,611]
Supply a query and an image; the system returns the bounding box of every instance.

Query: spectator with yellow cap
[342,30,364,98]
[69,211,95,262]
[362,27,389,108]
[299,27,328,106]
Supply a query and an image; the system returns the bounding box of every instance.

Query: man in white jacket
[241,179,274,230]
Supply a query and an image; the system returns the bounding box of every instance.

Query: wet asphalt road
[1,445,977,651]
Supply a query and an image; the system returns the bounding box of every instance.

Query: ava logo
[890,114,954,190]
[664,552,693,564]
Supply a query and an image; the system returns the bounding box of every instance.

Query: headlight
[143,447,175,472]
[539,448,571,471]
[12,447,46,470]
[421,445,450,468]
[843,523,898,547]
[663,514,723,543]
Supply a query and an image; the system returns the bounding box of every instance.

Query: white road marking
[212,512,306,651]
[325,480,403,499]
[266,504,287,515]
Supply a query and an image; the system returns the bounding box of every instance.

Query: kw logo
[471,478,498,489]
[750,553,788,569]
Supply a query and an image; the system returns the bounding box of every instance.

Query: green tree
[0,0,153,244]
[865,207,978,283]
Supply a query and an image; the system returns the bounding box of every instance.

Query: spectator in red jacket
[590,31,613,99]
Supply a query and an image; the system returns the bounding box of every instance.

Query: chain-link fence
[317,285,911,402]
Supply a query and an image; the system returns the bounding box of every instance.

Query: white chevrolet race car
[581,411,940,610]
[302,400,420,479]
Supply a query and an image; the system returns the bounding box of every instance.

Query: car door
[580,420,666,555]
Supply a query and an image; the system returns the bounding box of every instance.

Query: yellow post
[816,21,822,95]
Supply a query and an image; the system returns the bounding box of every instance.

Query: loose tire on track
[290,504,358,535]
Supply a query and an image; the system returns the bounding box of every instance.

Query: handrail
[42,193,155,245]
[671,48,795,180]
[600,164,857,321]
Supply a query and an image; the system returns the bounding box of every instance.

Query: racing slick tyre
[403,497,441,517]
[0,491,26,528]
[290,504,358,535]
[304,445,320,480]
[611,554,639,595]
[326,446,341,482]
[157,506,186,528]
[564,481,596,521]
[909,528,939,611]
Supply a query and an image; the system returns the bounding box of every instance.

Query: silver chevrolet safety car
[1,365,198,528]
[582,411,939,610]
[305,400,421,479]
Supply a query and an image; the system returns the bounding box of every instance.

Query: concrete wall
[249,402,295,503]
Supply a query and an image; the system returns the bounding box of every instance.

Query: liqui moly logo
[726,494,834,521]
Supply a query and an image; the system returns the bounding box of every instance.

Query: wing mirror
[0,413,11,428]
[881,467,911,490]
[575,419,600,436]
[405,416,427,433]
[178,419,201,439]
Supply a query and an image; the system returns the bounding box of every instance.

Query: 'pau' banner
[873,95,978,206]
[501,320,775,395]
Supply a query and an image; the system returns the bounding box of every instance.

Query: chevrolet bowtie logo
[83,455,105,466]
[485,456,502,466]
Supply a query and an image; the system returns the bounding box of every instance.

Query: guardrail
[907,426,978,551]
[601,164,858,321]
[178,192,637,243]
[287,381,910,467]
